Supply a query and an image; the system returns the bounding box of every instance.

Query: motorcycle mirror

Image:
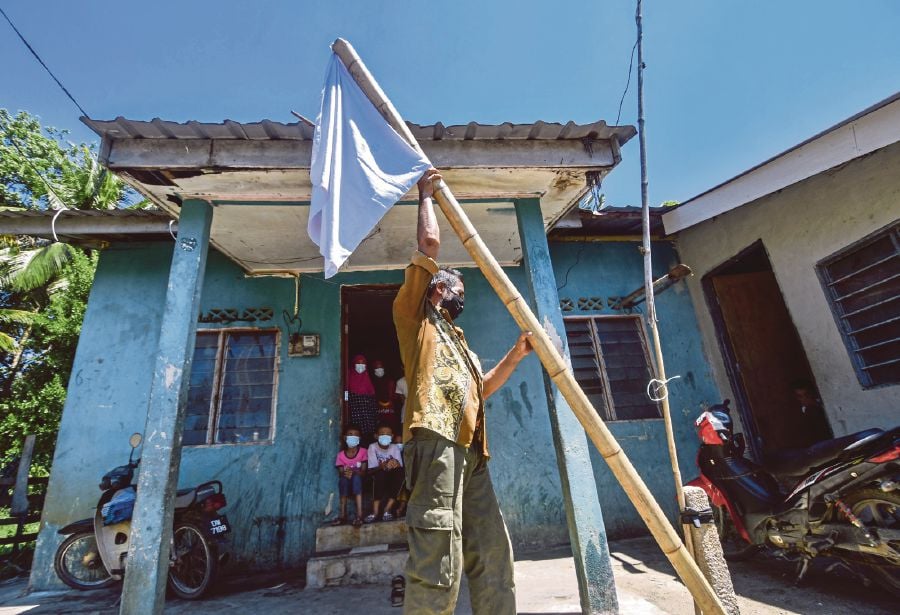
[129,432,143,449]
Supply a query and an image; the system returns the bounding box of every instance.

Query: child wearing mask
[371,359,399,434]
[364,424,404,523]
[333,425,367,527]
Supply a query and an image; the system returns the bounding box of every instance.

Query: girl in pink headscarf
[347,354,378,444]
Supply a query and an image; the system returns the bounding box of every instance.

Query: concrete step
[315,518,408,552]
[305,543,408,588]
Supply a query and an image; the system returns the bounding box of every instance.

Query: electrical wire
[615,39,639,127]
[0,6,89,118]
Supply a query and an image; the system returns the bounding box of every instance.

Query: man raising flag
[308,52,431,278]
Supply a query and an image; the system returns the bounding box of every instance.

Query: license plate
[209,516,230,536]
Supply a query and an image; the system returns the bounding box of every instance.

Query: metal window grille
[563,315,661,421]
[818,223,900,388]
[184,329,280,445]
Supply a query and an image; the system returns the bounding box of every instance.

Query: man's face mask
[377,434,392,447]
[440,286,464,320]
[345,435,360,447]
[374,368,385,378]
[354,363,366,374]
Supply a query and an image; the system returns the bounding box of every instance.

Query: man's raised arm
[417,169,442,259]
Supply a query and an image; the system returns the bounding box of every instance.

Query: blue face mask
[396,443,404,451]
[345,435,360,448]
[377,434,392,447]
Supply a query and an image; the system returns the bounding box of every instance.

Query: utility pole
[635,4,700,614]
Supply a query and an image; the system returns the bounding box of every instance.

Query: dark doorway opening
[341,285,403,439]
[703,241,832,457]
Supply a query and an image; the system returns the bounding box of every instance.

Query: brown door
[711,271,822,451]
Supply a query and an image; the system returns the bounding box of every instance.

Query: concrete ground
[0,537,895,614]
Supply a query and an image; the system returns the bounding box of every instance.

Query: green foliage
[0,110,138,211]
[0,110,141,474]
[0,251,98,473]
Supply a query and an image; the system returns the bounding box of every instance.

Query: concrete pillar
[120,200,212,615]
[515,198,619,614]
[683,486,740,615]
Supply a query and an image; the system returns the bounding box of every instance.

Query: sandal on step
[390,575,405,607]
[382,512,394,521]
[330,517,346,526]
[363,514,377,524]
[352,517,363,527]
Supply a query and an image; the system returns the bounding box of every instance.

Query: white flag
[308,53,431,278]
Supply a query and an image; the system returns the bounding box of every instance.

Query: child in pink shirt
[333,425,367,527]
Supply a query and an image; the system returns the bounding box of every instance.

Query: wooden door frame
[339,283,402,431]
[701,240,770,460]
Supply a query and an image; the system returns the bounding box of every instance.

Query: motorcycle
[688,401,900,596]
[53,433,231,599]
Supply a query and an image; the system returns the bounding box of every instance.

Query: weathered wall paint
[548,240,723,535]
[675,141,900,436]
[31,244,569,588]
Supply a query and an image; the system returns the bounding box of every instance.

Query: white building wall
[675,141,900,436]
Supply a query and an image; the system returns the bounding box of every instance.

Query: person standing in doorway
[347,354,378,445]
[393,169,533,614]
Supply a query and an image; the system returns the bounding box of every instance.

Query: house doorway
[703,241,831,457]
[341,285,403,443]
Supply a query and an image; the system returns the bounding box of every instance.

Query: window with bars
[818,223,900,388]
[184,329,279,445]
[563,316,661,421]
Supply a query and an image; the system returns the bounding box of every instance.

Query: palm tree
[0,307,33,353]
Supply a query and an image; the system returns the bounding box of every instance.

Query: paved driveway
[0,537,894,614]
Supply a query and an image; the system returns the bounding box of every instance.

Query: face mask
[441,288,464,320]
[374,368,385,378]
[396,443,404,451]
[377,434,392,447]
[345,435,360,447]
[354,364,366,374]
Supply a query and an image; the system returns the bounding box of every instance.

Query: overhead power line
[0,6,90,118]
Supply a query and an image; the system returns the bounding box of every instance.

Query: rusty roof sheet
[81,116,635,144]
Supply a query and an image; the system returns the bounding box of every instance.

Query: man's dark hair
[427,267,463,295]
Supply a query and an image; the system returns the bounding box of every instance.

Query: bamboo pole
[331,38,725,615]
[635,3,700,614]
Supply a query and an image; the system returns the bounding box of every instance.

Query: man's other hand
[513,331,534,360]
[418,168,442,200]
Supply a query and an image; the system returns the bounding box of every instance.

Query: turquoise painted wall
[30,243,567,588]
[548,240,723,537]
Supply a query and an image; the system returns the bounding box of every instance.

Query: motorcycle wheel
[167,521,218,600]
[841,488,900,598]
[712,504,759,561]
[53,531,116,590]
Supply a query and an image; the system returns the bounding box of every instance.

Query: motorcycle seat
[767,428,884,477]
[174,487,196,509]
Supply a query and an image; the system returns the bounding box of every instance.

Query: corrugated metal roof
[549,206,667,238]
[82,117,636,144]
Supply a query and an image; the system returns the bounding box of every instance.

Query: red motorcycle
[688,401,900,596]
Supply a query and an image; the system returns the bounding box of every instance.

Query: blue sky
[2,1,898,207]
